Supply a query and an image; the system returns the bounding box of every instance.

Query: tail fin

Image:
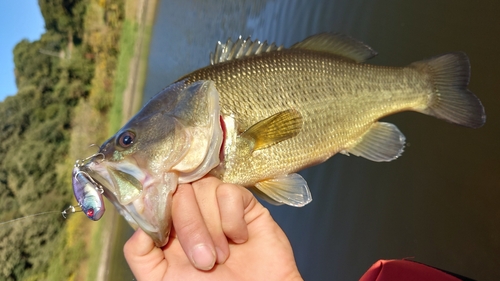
[411,52,485,128]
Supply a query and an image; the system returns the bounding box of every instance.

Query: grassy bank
[56,0,126,279]
[109,19,138,132]
[110,0,155,132]
[81,13,137,273]
[80,0,157,279]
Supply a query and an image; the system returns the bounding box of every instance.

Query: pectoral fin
[240,109,303,151]
[254,173,312,207]
[347,122,406,162]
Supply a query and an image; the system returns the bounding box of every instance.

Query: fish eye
[117,131,135,148]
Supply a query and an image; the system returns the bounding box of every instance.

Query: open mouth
[79,159,175,247]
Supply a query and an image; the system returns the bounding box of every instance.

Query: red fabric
[359,260,461,281]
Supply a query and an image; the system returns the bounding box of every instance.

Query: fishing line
[0,211,61,226]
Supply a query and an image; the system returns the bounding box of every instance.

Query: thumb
[124,228,168,280]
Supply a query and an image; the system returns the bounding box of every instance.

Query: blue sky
[0,1,45,101]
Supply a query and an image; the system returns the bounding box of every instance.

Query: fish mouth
[82,159,176,247]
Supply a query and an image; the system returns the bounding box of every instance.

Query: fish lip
[86,158,145,198]
[83,159,174,247]
[102,187,170,246]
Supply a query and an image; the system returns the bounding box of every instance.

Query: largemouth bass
[75,33,485,247]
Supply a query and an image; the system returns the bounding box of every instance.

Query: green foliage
[0,88,72,280]
[46,218,88,281]
[38,0,88,44]
[13,39,57,91]
[0,0,126,280]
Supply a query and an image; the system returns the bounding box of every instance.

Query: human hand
[124,176,303,281]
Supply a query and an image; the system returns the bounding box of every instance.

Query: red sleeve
[360,260,463,281]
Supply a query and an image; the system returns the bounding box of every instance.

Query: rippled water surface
[110,0,500,280]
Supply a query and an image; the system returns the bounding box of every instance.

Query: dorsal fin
[291,33,377,62]
[210,36,284,65]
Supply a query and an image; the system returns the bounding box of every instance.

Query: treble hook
[88,144,105,161]
[61,205,82,219]
[74,152,106,168]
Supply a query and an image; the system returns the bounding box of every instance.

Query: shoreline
[121,0,157,123]
[95,0,158,280]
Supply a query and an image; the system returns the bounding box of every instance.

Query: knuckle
[217,183,245,202]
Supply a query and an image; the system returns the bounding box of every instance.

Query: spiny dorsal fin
[254,173,312,207]
[240,109,303,151]
[210,36,284,65]
[291,33,377,62]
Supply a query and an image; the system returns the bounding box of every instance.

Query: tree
[38,0,88,44]
[13,40,56,91]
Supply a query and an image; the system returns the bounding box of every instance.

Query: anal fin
[254,173,312,207]
[347,122,406,162]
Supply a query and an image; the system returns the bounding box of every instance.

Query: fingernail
[215,246,227,264]
[191,244,215,270]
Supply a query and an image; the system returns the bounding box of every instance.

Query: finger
[172,183,216,271]
[217,183,254,243]
[191,177,230,264]
[124,228,167,280]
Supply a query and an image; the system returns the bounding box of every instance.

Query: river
[110,0,500,280]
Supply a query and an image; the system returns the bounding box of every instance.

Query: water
[113,0,500,280]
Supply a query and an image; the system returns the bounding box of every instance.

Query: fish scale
[181,49,431,185]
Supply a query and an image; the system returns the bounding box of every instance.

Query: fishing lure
[62,157,106,220]
[1,154,106,225]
